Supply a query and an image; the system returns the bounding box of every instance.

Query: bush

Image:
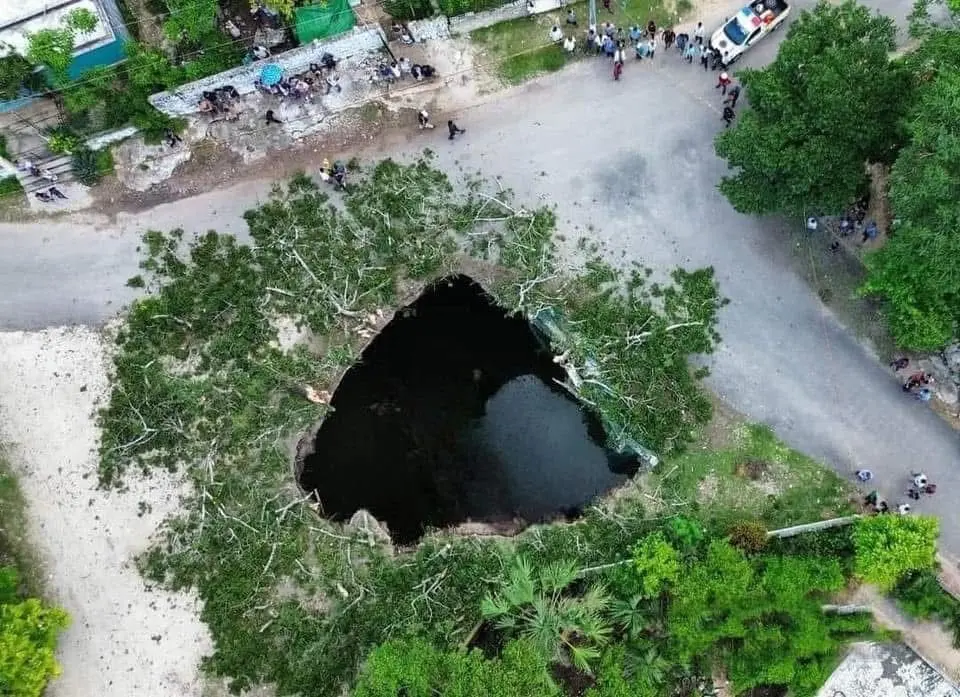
[71,146,112,185]
[438,0,510,16]
[0,568,70,697]
[630,532,681,598]
[852,515,939,590]
[46,127,83,155]
[382,0,434,20]
[727,521,768,553]
[0,176,23,199]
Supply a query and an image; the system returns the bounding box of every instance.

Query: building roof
[817,642,960,697]
[0,0,114,59]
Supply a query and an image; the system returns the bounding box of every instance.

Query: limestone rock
[937,381,959,406]
[943,343,960,374]
[254,26,288,48]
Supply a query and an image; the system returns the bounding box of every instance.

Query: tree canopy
[714,0,908,217]
[861,52,960,347]
[852,514,939,590]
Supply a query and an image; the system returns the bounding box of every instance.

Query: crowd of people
[546,14,742,126]
[857,468,937,516]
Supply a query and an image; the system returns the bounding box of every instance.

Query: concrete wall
[149,26,387,117]
[408,0,564,40]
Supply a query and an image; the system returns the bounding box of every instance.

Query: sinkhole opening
[297,274,639,545]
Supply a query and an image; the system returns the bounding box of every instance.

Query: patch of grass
[471,0,674,84]
[0,447,41,596]
[891,570,960,647]
[654,423,856,530]
[0,175,24,198]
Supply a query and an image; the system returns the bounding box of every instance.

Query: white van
[709,0,790,65]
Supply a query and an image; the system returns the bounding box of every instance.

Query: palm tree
[480,556,612,672]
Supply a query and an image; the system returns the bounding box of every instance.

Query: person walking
[694,21,704,44]
[897,502,911,515]
[861,220,878,243]
[684,40,697,62]
[265,109,282,125]
[724,83,741,108]
[716,71,731,93]
[613,59,623,80]
[855,469,874,483]
[647,37,656,58]
[911,472,929,489]
[722,104,736,127]
[448,119,465,140]
[700,45,710,70]
[663,28,675,49]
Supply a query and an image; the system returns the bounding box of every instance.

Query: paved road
[2,0,958,553]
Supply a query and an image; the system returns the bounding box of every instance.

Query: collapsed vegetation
[96,156,941,697]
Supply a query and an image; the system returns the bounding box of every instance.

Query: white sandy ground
[0,327,212,697]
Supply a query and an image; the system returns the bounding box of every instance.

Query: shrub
[0,568,70,697]
[71,147,101,185]
[438,0,510,16]
[46,127,83,155]
[852,515,939,590]
[891,570,948,620]
[727,521,768,553]
[382,0,434,20]
[0,176,23,199]
[630,532,680,598]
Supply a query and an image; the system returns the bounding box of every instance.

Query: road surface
[1,0,957,553]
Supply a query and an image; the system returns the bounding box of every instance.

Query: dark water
[299,275,637,544]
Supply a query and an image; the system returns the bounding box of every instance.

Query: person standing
[724,83,741,108]
[861,220,878,243]
[722,104,735,127]
[700,45,711,70]
[613,59,623,80]
[694,21,704,44]
[855,469,874,482]
[417,109,434,129]
[646,19,657,38]
[716,71,731,93]
[684,40,697,62]
[566,8,577,25]
[663,28,675,49]
[448,119,465,140]
[647,37,656,58]
[602,0,612,13]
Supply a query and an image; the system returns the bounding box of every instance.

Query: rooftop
[0,0,113,58]
[817,642,960,697]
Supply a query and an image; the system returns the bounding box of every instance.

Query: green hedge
[438,0,513,17]
[383,0,434,20]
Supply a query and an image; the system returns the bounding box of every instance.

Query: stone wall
[148,26,387,117]
[408,0,564,40]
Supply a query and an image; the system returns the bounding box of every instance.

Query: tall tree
[714,0,909,217]
[861,71,960,348]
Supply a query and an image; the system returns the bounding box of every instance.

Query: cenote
[297,275,639,544]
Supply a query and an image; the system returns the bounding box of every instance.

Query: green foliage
[439,0,512,16]
[45,127,82,155]
[0,568,70,697]
[352,638,558,697]
[664,516,705,554]
[852,515,939,590]
[481,556,612,671]
[861,71,960,349]
[257,0,296,18]
[727,521,769,553]
[667,541,862,696]
[0,176,23,199]
[96,158,723,696]
[891,570,950,619]
[65,7,99,34]
[382,0,434,20]
[26,28,76,83]
[163,0,218,42]
[584,645,660,697]
[714,0,908,217]
[629,532,680,598]
[0,55,38,101]
[71,147,104,185]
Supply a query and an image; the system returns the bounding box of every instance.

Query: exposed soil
[735,459,769,481]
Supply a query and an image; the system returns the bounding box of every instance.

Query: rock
[943,343,960,374]
[254,26,287,48]
[937,381,959,406]
[920,356,950,384]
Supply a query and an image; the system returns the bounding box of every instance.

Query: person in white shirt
[549,25,563,42]
[563,36,576,52]
[694,21,704,44]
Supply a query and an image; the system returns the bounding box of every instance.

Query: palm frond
[568,643,602,674]
[539,559,579,594]
[502,556,536,608]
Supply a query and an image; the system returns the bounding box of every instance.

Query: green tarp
[294,0,357,44]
